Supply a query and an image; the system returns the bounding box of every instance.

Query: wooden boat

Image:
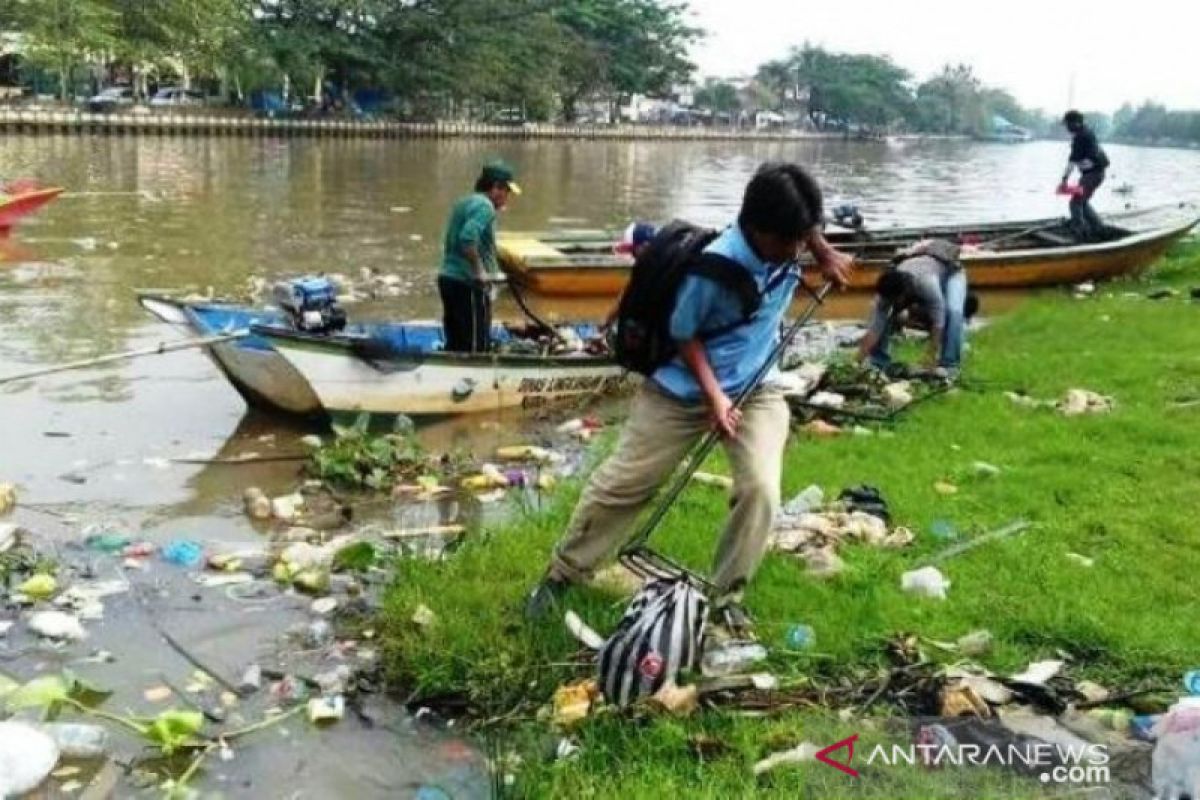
[139,293,325,417]
[0,187,64,231]
[498,205,1200,297]
[255,323,631,417]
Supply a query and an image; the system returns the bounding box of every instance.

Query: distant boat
[498,205,1200,297]
[0,186,64,232]
[977,115,1033,143]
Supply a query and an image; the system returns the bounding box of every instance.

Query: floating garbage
[930,519,959,541]
[1010,659,1064,685]
[496,445,563,464]
[162,540,204,568]
[308,695,346,724]
[933,481,959,495]
[972,461,1002,477]
[0,483,16,515]
[300,435,323,450]
[0,721,59,797]
[28,610,86,641]
[17,573,58,601]
[239,665,262,694]
[271,493,305,521]
[311,597,339,617]
[84,529,132,553]
[143,685,173,703]
[900,566,950,599]
[42,723,109,759]
[1075,680,1110,703]
[244,487,272,520]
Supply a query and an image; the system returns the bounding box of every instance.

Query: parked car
[86,86,135,113]
[149,87,205,108]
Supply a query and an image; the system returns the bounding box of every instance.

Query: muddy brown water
[1,136,1198,797]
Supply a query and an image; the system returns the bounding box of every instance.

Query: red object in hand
[1056,184,1085,198]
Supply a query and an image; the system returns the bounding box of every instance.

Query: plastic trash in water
[0,721,59,797]
[161,540,204,568]
[1184,670,1200,695]
[700,642,769,678]
[1152,697,1200,799]
[84,531,132,553]
[784,624,815,650]
[41,723,109,758]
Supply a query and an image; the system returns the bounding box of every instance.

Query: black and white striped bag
[597,579,708,707]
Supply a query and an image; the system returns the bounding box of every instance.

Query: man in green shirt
[438,161,521,353]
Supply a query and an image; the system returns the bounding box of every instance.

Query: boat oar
[0,330,247,385]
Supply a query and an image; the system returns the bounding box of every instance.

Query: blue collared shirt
[652,225,801,403]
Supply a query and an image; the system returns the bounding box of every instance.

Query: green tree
[693,78,739,115]
[13,0,118,100]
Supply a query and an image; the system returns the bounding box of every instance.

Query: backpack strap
[687,254,760,340]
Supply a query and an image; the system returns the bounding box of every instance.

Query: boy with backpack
[525,163,852,640]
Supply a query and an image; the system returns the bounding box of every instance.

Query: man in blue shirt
[526,163,852,640]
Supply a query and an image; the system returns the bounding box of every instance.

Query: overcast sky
[687,0,1197,113]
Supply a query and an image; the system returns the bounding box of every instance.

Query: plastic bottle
[782,485,824,516]
[700,642,768,678]
[784,624,815,650]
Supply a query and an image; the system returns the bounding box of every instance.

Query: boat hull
[138,294,324,417]
[501,212,1199,297]
[263,331,633,416]
[0,187,64,230]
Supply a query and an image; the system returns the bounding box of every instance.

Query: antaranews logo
[813,727,1110,787]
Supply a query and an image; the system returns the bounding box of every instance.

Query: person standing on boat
[524,163,854,641]
[1059,110,1110,241]
[438,160,521,353]
[857,238,969,377]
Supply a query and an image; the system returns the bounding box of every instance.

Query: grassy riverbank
[380,241,1200,798]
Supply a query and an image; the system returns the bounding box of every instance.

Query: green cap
[480,160,521,195]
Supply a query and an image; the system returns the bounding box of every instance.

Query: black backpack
[612,220,761,376]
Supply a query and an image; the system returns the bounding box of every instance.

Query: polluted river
[2,135,1200,798]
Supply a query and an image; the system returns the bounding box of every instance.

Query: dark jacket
[1069,125,1110,173]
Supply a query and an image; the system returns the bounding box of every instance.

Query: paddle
[0,330,247,385]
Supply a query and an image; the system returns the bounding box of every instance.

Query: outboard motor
[830,203,864,230]
[273,276,347,334]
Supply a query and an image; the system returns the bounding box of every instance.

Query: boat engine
[273,276,347,334]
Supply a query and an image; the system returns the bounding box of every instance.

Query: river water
[0,135,1198,796]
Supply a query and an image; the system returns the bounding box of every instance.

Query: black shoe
[523,577,569,621]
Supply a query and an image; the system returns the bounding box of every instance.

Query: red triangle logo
[816,734,860,778]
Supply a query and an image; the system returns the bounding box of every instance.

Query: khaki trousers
[550,382,790,595]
